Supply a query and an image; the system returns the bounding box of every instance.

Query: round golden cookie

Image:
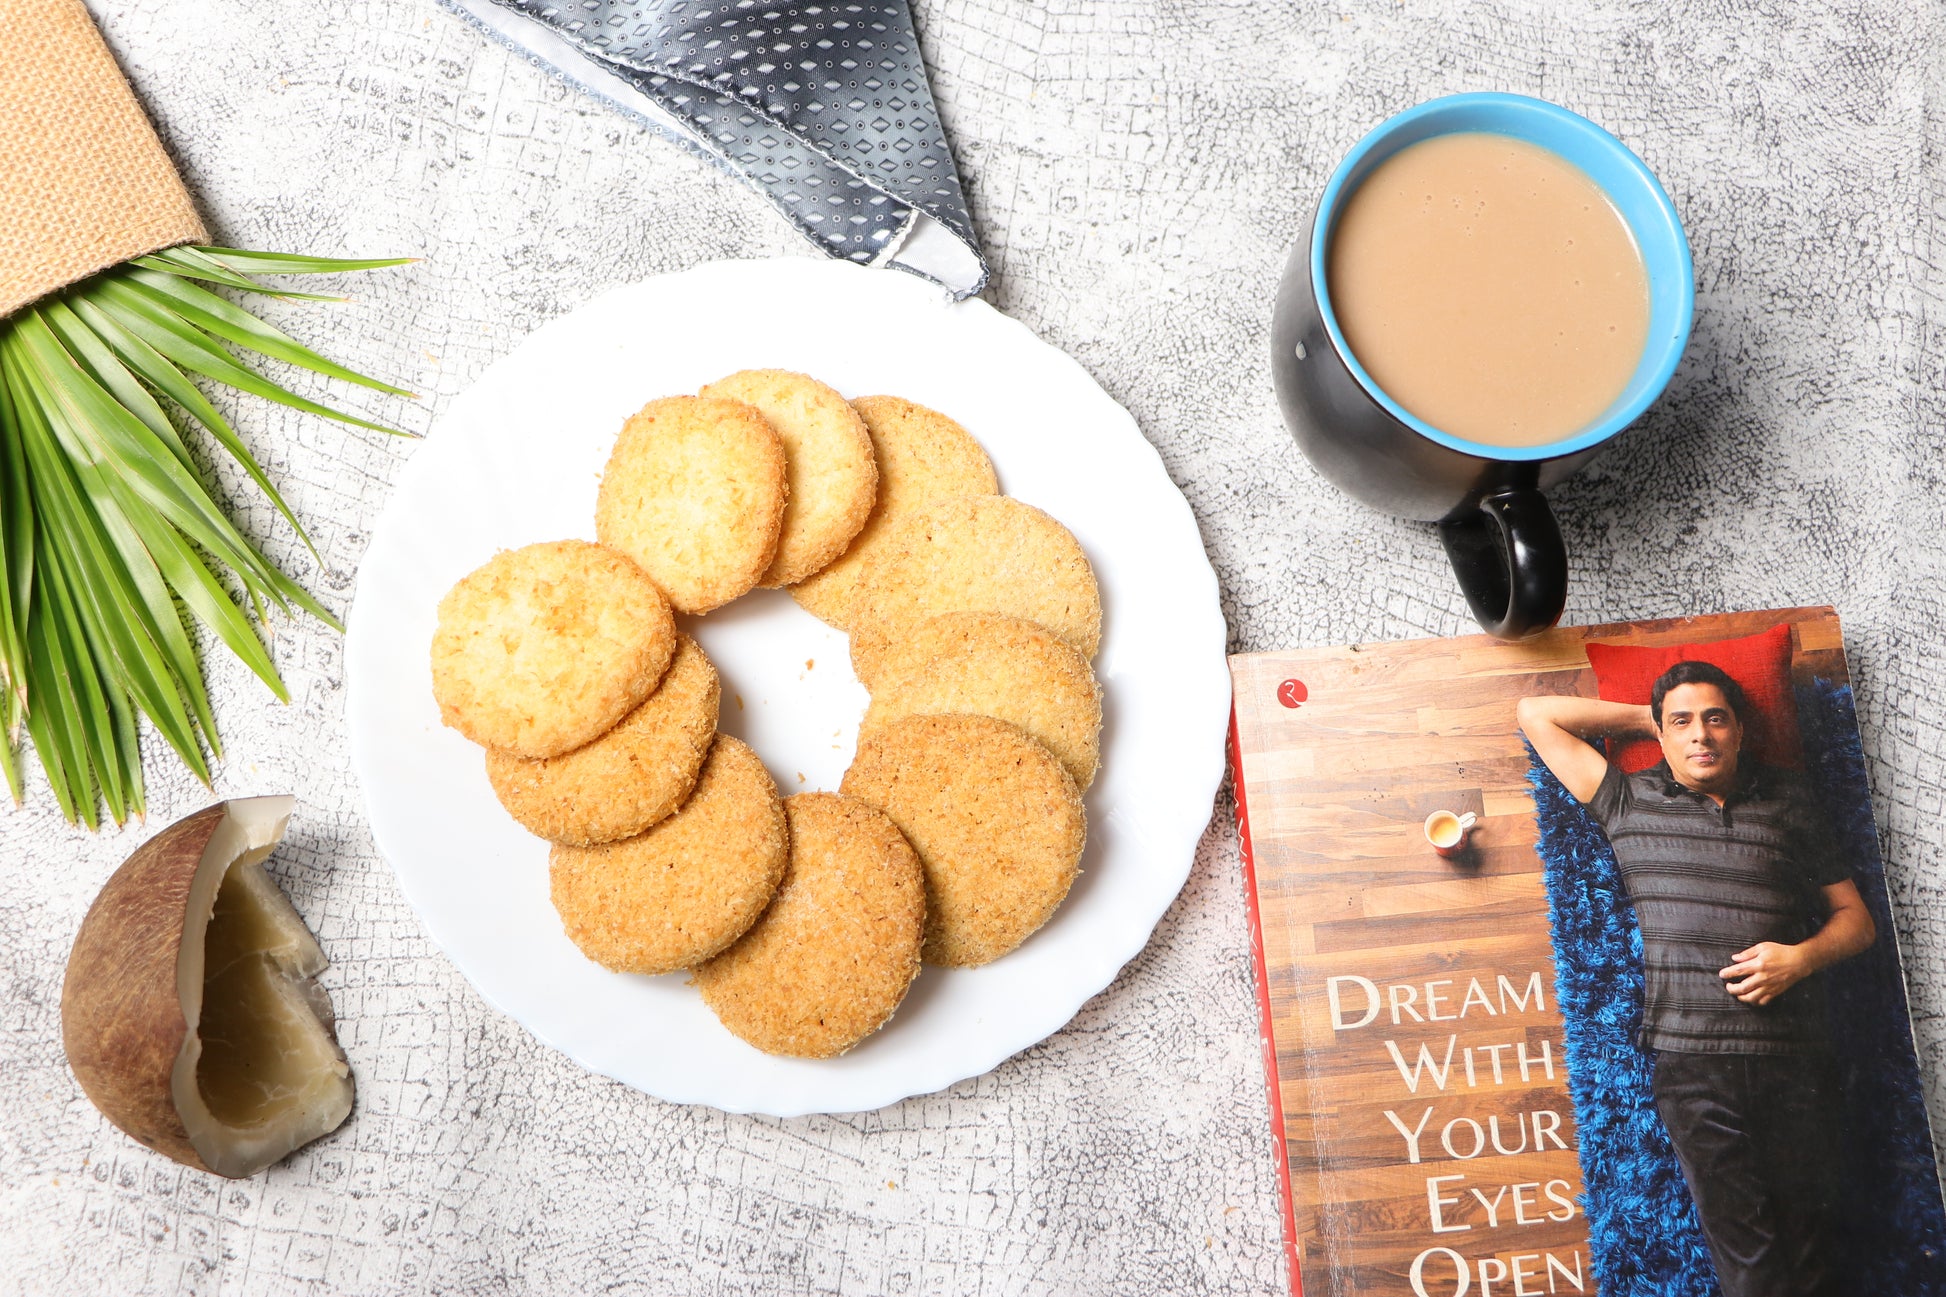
[693,793,926,1058]
[595,395,787,613]
[549,735,787,974]
[431,540,676,759]
[789,395,998,630]
[848,495,1101,688]
[862,612,1103,790]
[841,714,1085,967]
[698,369,876,588]
[484,634,720,846]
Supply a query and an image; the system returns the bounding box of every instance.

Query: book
[1229,608,1946,1297]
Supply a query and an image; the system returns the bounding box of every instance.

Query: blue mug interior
[1309,93,1694,462]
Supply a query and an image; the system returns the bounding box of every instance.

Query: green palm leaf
[0,372,30,700]
[90,278,406,436]
[122,270,413,397]
[195,248,416,277]
[66,295,320,561]
[6,345,213,776]
[133,247,345,302]
[0,245,409,823]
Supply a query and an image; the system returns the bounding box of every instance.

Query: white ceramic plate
[345,257,1230,1116]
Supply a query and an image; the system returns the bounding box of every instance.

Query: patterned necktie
[446,0,988,297]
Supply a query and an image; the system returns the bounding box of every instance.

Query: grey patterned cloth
[447,0,987,295]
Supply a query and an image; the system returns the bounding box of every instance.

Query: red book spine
[1230,705,1302,1297]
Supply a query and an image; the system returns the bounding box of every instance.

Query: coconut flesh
[61,796,353,1178]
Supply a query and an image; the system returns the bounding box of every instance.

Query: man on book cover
[1518,661,1876,1297]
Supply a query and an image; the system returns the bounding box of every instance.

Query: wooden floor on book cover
[1229,609,1845,1297]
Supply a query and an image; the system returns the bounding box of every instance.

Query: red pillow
[1584,622,1802,772]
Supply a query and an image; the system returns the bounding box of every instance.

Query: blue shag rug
[1526,680,1946,1295]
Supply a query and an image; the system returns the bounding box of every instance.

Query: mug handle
[1437,490,1567,640]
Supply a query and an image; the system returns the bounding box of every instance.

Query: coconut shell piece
[61,796,353,1178]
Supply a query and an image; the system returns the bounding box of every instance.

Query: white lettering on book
[1409,1243,1587,1296]
[1384,1035,1557,1092]
[1385,1035,1458,1093]
[1385,1107,1571,1164]
[1328,972,1548,1029]
[1325,964,1581,1288]
[1385,1105,1436,1162]
[1426,1174,1470,1233]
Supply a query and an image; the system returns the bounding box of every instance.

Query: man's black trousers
[1651,1050,1843,1297]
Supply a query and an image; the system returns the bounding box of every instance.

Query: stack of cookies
[429,370,1102,1059]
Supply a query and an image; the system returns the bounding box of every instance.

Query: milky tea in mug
[1327,132,1651,449]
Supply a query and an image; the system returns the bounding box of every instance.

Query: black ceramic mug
[1271,93,1693,639]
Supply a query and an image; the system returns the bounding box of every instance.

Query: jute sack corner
[0,0,206,318]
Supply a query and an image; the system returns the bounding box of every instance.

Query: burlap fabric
[0,0,205,318]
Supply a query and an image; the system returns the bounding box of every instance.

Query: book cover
[1230,608,1946,1297]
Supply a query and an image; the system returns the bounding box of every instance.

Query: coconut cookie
[693,793,926,1058]
[595,395,787,614]
[549,735,788,975]
[842,714,1085,967]
[698,369,876,587]
[848,495,1101,688]
[789,395,998,630]
[431,540,676,759]
[862,612,1103,790]
[485,634,720,846]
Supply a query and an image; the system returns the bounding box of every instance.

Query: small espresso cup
[1425,810,1478,859]
[1271,93,1693,640]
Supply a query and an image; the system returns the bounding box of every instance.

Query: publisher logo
[1278,678,1308,709]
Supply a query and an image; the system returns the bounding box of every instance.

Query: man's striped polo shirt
[1588,757,1850,1055]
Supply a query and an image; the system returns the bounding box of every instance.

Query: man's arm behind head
[1516,695,1655,804]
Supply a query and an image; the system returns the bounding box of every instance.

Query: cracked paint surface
[3,0,1943,1291]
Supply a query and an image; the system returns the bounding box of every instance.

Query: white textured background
[4,0,1943,1292]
